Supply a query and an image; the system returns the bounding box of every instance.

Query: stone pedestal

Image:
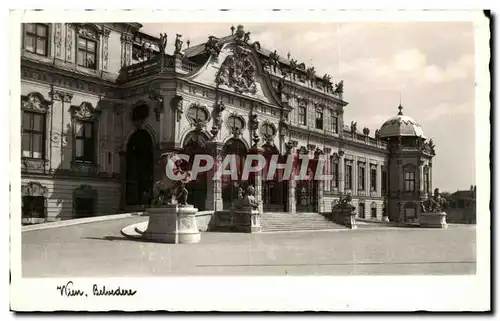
[143,204,201,243]
[210,208,261,233]
[330,208,357,229]
[419,211,448,229]
[382,216,390,223]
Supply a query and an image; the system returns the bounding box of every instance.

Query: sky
[141,22,476,192]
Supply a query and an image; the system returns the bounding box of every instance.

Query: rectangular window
[21,111,45,159]
[74,197,95,218]
[404,171,416,192]
[424,169,430,193]
[24,23,49,56]
[331,162,339,189]
[371,206,377,219]
[331,114,338,133]
[381,167,387,193]
[358,165,365,190]
[370,168,377,191]
[359,203,365,219]
[22,196,45,219]
[315,109,323,130]
[77,37,97,69]
[75,121,95,163]
[345,164,352,190]
[298,106,306,125]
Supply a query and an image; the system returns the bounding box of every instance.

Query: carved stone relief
[21,93,51,113]
[21,181,48,197]
[103,29,110,70]
[71,102,99,121]
[215,46,257,95]
[54,23,63,58]
[65,24,74,62]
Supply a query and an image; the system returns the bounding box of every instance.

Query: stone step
[260,212,345,232]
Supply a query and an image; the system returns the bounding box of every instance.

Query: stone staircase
[261,212,347,232]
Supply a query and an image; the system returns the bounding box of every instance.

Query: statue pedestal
[210,207,261,233]
[331,208,357,229]
[143,204,201,243]
[419,211,448,229]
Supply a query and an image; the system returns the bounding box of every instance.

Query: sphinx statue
[232,185,260,210]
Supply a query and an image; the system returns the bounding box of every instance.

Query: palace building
[20,23,437,225]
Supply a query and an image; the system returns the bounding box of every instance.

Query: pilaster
[338,151,345,194]
[205,142,224,211]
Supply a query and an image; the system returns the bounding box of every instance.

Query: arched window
[371,202,377,219]
[331,111,338,133]
[315,107,324,129]
[424,166,430,194]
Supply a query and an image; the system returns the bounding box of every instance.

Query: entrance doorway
[182,131,209,211]
[221,138,248,209]
[261,144,287,212]
[295,158,318,212]
[125,129,154,206]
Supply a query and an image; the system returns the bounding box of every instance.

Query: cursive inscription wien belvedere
[56,281,137,297]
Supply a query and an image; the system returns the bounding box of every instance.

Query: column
[376,163,382,198]
[338,153,345,194]
[419,160,424,196]
[317,153,326,213]
[205,142,224,211]
[249,145,264,214]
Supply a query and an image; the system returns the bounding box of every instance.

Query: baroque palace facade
[20,23,437,225]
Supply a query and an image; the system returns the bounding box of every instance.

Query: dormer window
[24,23,49,56]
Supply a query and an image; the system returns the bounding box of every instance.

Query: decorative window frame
[225,112,246,139]
[330,154,339,190]
[22,23,52,60]
[369,163,378,192]
[73,184,98,217]
[423,165,430,194]
[70,102,101,168]
[260,120,277,145]
[344,159,353,191]
[21,92,51,169]
[21,181,48,224]
[186,102,211,131]
[370,201,377,219]
[73,23,103,72]
[403,164,417,193]
[357,160,366,192]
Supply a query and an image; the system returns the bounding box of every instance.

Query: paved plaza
[22,217,476,277]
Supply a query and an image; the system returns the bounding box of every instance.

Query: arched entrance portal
[262,144,287,212]
[295,156,318,212]
[182,131,209,211]
[221,138,248,210]
[125,129,154,206]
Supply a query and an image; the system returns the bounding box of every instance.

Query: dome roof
[379,105,426,139]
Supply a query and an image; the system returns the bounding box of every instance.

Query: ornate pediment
[70,102,100,121]
[21,92,51,113]
[21,181,48,197]
[215,46,257,95]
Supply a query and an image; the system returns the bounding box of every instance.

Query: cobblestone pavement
[21,217,476,277]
